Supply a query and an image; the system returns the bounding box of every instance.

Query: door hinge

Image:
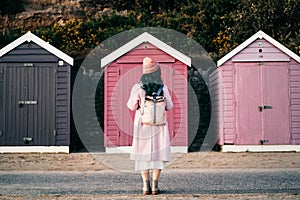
[0,130,3,137]
[0,68,3,75]
[53,130,56,137]
[23,137,33,144]
[259,139,269,145]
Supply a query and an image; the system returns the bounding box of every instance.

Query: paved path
[1,169,300,197]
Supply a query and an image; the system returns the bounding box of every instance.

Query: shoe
[152,180,160,195]
[142,180,151,195]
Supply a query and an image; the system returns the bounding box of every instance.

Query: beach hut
[210,30,300,152]
[101,32,191,153]
[0,32,73,153]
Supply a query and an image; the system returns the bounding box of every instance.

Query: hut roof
[101,32,191,68]
[217,30,300,67]
[0,31,73,65]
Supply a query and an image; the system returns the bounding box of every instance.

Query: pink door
[115,63,175,146]
[115,64,141,146]
[236,64,262,144]
[262,63,290,144]
[235,63,290,145]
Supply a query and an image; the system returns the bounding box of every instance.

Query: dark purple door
[2,63,56,146]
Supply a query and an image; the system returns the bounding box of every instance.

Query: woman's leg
[141,170,150,195]
[152,169,161,195]
[152,169,161,181]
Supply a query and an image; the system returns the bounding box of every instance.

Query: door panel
[117,64,141,146]
[116,63,175,146]
[262,63,289,144]
[3,64,56,146]
[159,64,174,140]
[236,64,262,144]
[27,65,56,145]
[235,63,290,145]
[5,65,28,145]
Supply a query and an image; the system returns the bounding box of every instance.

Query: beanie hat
[142,57,159,74]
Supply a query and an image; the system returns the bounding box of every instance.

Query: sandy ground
[0,152,300,171]
[1,152,300,199]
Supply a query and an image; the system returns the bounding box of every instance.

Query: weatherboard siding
[290,59,300,144]
[221,63,235,144]
[232,39,290,62]
[209,68,223,144]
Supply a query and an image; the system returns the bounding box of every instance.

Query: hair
[140,67,164,96]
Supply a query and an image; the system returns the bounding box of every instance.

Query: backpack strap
[153,85,163,124]
[157,85,164,96]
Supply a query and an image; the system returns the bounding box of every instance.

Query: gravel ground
[0,193,299,200]
[0,151,300,199]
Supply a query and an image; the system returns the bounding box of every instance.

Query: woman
[127,57,173,195]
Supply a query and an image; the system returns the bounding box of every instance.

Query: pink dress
[127,83,173,171]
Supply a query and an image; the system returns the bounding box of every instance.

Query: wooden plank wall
[290,59,300,144]
[56,62,70,146]
[0,64,4,145]
[1,43,58,63]
[221,62,235,144]
[171,61,188,146]
[232,39,290,61]
[209,68,223,145]
[104,62,119,147]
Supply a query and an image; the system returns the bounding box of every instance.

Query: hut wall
[290,59,300,144]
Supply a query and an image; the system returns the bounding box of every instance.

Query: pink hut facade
[210,30,300,152]
[101,32,190,153]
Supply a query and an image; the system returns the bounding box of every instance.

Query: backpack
[140,85,166,126]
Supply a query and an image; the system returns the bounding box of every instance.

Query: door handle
[258,105,272,112]
[18,100,38,105]
[263,105,272,109]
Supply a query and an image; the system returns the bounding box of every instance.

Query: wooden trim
[221,145,300,152]
[0,146,69,153]
[232,58,291,62]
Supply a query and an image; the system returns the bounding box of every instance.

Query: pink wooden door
[236,64,262,144]
[116,64,141,146]
[262,63,290,144]
[159,63,174,140]
[115,63,175,146]
[235,63,290,145]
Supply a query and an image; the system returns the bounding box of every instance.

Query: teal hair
[140,67,164,96]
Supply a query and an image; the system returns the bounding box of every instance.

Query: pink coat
[127,83,173,161]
